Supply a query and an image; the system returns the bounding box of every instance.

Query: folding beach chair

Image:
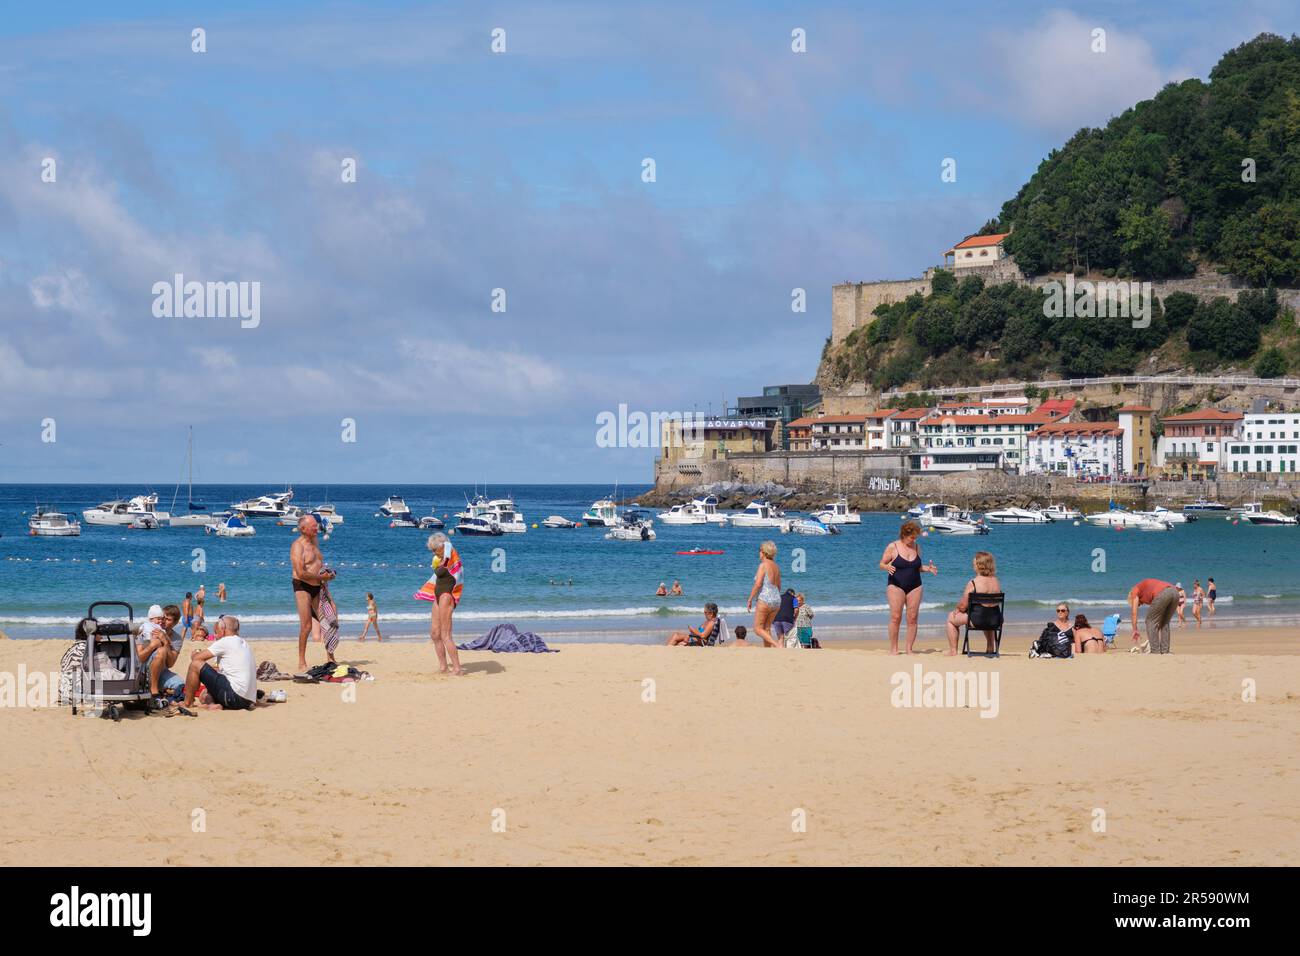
[961,592,1005,658]
[1102,613,1121,646]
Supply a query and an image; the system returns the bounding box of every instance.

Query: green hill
[822,33,1300,391]
[996,33,1300,284]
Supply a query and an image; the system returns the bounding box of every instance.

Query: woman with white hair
[746,540,783,647]
[415,532,465,675]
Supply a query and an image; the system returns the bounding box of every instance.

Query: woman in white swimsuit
[746,540,783,648]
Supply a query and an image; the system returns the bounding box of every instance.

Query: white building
[916,407,1068,473]
[886,407,931,450]
[810,415,867,450]
[864,410,896,450]
[943,233,1011,271]
[1155,408,1243,478]
[1222,412,1300,474]
[1027,422,1123,477]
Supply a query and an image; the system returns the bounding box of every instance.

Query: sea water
[2,483,1297,643]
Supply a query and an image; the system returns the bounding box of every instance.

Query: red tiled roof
[890,407,932,420]
[865,409,898,420]
[1160,408,1243,422]
[953,233,1010,250]
[1036,398,1077,415]
[1029,422,1122,438]
[811,415,868,425]
[786,417,814,429]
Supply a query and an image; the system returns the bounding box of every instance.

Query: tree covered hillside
[823,271,1293,390]
[991,33,1300,284]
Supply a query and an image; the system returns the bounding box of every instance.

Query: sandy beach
[1,627,1297,866]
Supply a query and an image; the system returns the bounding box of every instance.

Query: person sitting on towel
[667,603,719,646]
[176,615,257,711]
[1030,602,1074,658]
[135,603,185,701]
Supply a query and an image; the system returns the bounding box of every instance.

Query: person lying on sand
[172,615,257,712]
[667,603,719,646]
[1072,614,1107,654]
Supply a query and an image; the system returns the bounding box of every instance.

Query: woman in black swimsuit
[879,520,938,655]
[1073,613,1107,654]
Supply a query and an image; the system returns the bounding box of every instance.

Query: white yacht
[127,514,162,530]
[232,490,294,518]
[605,513,656,541]
[29,508,81,536]
[729,500,789,528]
[582,498,621,527]
[456,514,503,536]
[657,503,708,525]
[1041,503,1082,521]
[903,501,949,520]
[813,496,861,525]
[1134,505,1193,525]
[914,503,988,536]
[542,515,580,528]
[206,513,256,537]
[1184,498,1230,513]
[483,498,527,533]
[388,515,420,528]
[982,506,1052,524]
[789,517,840,536]
[418,514,445,530]
[1239,503,1298,525]
[690,494,729,524]
[314,503,344,524]
[83,493,170,526]
[1084,509,1170,531]
[378,495,411,519]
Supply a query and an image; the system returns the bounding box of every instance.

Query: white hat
[147,604,165,619]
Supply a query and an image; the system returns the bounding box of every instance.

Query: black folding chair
[961,592,1005,658]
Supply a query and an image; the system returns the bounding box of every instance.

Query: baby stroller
[66,601,152,721]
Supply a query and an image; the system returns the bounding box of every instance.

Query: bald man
[291,515,335,672]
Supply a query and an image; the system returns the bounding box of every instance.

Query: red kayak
[676,548,724,555]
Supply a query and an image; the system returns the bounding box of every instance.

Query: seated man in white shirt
[178,615,258,711]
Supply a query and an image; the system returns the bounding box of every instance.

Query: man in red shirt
[1128,578,1179,654]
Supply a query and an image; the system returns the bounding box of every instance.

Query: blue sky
[1,0,1294,483]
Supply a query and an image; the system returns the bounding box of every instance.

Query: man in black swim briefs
[291,514,334,672]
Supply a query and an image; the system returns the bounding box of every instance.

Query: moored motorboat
[483,498,527,533]
[1183,498,1229,513]
[790,517,840,535]
[418,515,445,529]
[1135,505,1194,524]
[690,494,729,524]
[982,506,1052,524]
[206,513,256,537]
[1084,509,1170,530]
[1041,503,1082,521]
[605,512,657,541]
[813,496,861,525]
[582,498,620,527]
[83,493,170,526]
[729,500,788,528]
[657,502,708,525]
[29,507,81,536]
[378,495,411,519]
[455,515,503,536]
[1239,503,1298,525]
[231,490,293,518]
[542,515,580,528]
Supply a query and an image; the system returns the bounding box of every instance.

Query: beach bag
[796,625,814,647]
[1030,624,1073,659]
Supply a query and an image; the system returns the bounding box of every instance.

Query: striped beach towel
[414,545,463,607]
[318,583,340,656]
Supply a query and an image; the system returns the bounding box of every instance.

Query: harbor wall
[648,450,1300,510]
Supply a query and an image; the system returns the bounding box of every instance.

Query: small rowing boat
[676,548,724,555]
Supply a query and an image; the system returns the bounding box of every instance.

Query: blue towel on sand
[457,623,559,653]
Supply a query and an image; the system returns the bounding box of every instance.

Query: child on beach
[732,625,750,646]
[794,592,815,648]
